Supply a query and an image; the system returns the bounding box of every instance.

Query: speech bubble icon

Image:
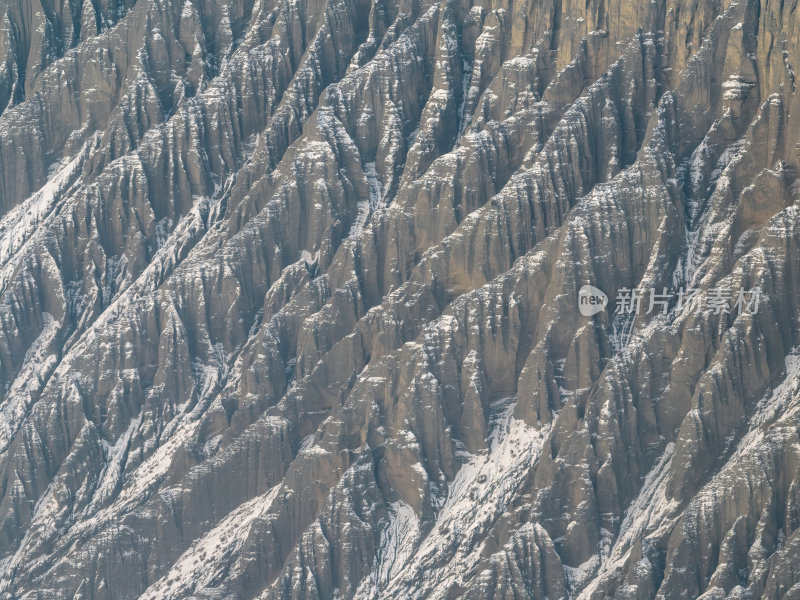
[578,285,608,316]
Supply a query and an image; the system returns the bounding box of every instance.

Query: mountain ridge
[1,0,800,598]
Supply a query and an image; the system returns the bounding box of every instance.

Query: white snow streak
[141,486,281,599]
[361,401,551,600]
[0,141,91,294]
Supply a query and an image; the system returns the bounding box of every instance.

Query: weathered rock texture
[1,0,800,598]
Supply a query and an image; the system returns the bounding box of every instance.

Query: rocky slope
[1,0,800,598]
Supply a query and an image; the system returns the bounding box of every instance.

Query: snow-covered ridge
[359,401,551,599]
[0,139,93,294]
[141,486,281,599]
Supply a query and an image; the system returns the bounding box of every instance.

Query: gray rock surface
[1,0,800,598]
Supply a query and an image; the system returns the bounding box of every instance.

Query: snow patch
[0,313,61,453]
[0,141,90,294]
[578,443,679,599]
[375,501,421,586]
[364,400,551,599]
[141,486,281,598]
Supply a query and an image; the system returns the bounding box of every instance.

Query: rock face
[1,0,800,598]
